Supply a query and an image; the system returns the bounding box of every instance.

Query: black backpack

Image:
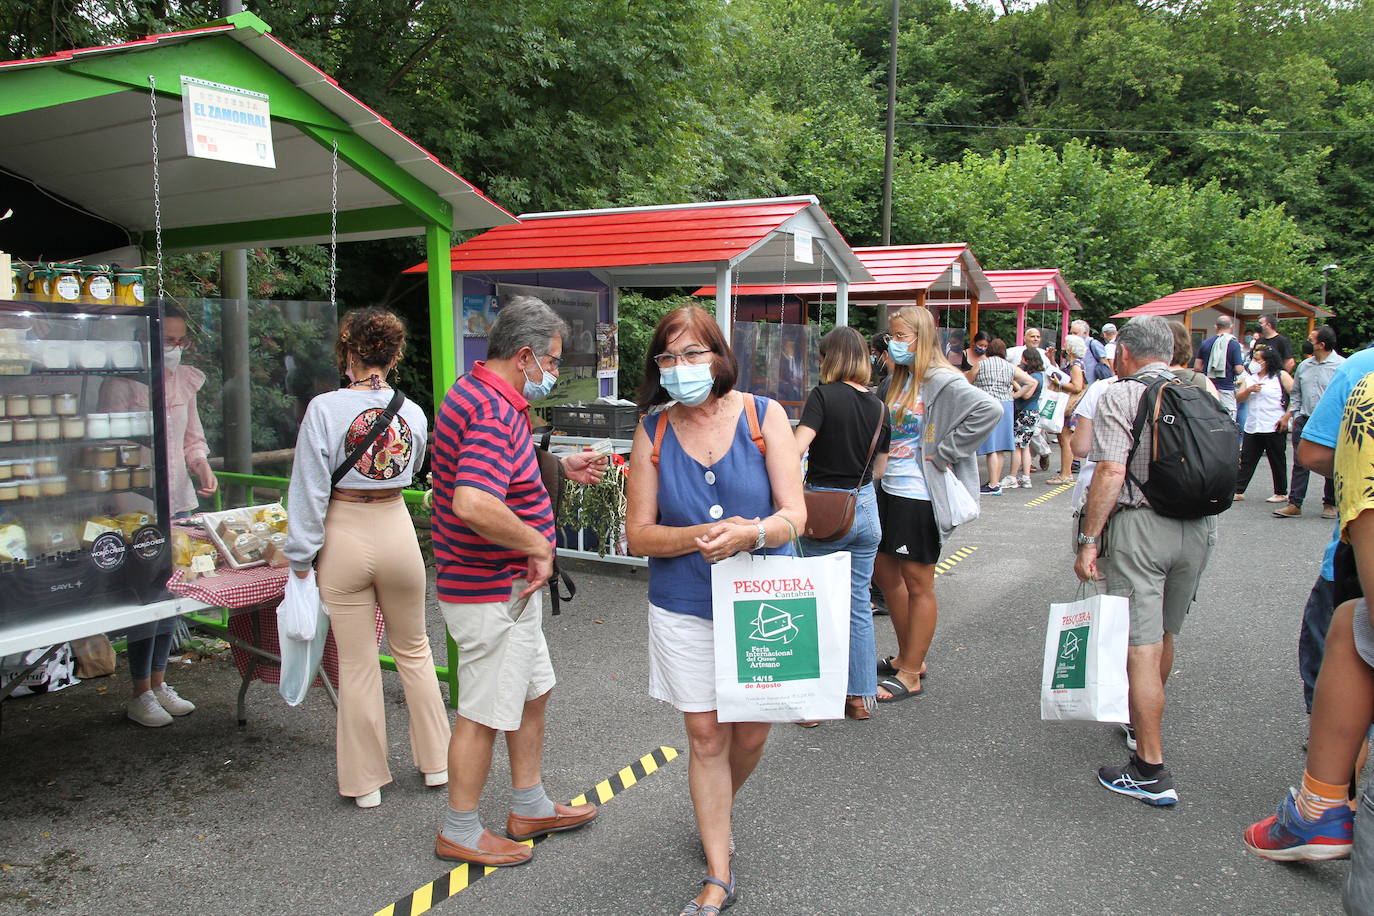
[1124,374,1238,519]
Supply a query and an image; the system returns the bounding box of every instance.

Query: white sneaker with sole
[424,770,448,788]
[1019,476,1032,489]
[1000,476,1019,489]
[355,789,382,808]
[154,683,195,716]
[127,690,173,727]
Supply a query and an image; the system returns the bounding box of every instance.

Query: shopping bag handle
[1075,580,1102,601]
[775,514,804,557]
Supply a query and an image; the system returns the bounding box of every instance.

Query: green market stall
[0,13,515,704]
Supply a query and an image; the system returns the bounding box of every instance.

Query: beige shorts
[1103,509,1215,646]
[440,582,555,732]
[647,603,717,713]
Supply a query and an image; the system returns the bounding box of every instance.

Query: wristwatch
[1077,533,1098,547]
[754,521,767,551]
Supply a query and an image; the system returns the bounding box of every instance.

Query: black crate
[548,402,640,438]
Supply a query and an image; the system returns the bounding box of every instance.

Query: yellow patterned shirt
[1336,372,1374,543]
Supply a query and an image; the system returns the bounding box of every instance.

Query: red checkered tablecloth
[168,565,384,689]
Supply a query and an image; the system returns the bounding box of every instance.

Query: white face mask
[163,345,182,372]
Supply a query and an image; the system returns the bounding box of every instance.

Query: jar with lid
[83,468,113,492]
[54,393,78,416]
[39,340,71,369]
[26,267,54,302]
[36,417,60,440]
[40,475,68,497]
[60,415,85,439]
[35,456,60,476]
[86,413,111,438]
[84,445,119,468]
[108,342,139,370]
[131,465,152,488]
[110,468,131,490]
[51,264,82,303]
[18,478,39,499]
[114,270,146,306]
[81,267,113,303]
[0,459,12,480]
[6,394,28,417]
[78,341,107,370]
[136,411,154,436]
[29,394,52,416]
[9,458,34,477]
[0,420,10,443]
[13,418,37,441]
[117,444,140,466]
[109,412,134,438]
[0,480,18,502]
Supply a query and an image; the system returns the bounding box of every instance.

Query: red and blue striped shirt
[431,362,554,603]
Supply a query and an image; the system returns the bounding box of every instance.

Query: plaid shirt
[1089,362,1174,509]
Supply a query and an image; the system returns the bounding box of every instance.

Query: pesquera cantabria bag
[802,402,884,542]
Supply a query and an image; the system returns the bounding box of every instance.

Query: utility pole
[219,0,252,502]
[880,0,899,248]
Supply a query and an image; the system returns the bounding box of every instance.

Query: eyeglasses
[164,335,191,348]
[653,347,713,369]
[538,351,563,369]
[888,329,915,343]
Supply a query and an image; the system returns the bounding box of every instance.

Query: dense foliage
[5,0,1371,356]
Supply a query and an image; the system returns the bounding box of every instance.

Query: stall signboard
[180,76,276,169]
[1243,292,1264,311]
[596,323,618,378]
[496,283,600,408]
[462,295,499,337]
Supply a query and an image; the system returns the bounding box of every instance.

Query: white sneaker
[154,683,196,716]
[1020,476,1032,489]
[355,789,382,808]
[127,690,173,728]
[424,770,448,788]
[999,476,1019,489]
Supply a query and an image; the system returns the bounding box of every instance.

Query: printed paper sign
[181,76,275,168]
[793,229,814,264]
[1243,292,1264,311]
[733,597,820,683]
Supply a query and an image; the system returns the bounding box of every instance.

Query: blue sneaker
[1098,758,1178,806]
[1244,789,1353,861]
[980,484,1002,496]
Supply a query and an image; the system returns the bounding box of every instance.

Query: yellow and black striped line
[1024,482,1073,508]
[374,746,681,916]
[934,545,977,577]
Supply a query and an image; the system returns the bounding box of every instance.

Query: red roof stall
[695,243,998,333]
[405,196,872,396]
[1113,282,1333,338]
[983,269,1082,350]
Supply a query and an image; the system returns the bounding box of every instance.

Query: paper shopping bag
[1039,592,1129,722]
[1037,388,1069,434]
[711,551,850,723]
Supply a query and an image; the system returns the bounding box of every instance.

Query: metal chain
[148,75,165,300]
[778,232,787,322]
[329,138,338,309]
[817,244,825,328]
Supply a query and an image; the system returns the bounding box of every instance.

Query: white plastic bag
[279,570,321,641]
[941,468,979,527]
[277,600,329,707]
[711,551,850,723]
[1040,589,1129,723]
[1037,388,1069,433]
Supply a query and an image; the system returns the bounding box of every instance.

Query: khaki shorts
[440,581,555,732]
[1103,508,1216,646]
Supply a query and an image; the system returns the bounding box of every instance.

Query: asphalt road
[0,466,1353,916]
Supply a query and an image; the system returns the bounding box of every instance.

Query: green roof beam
[143,204,422,251]
[293,122,452,230]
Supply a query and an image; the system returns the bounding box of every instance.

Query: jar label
[56,275,80,300]
[89,276,113,299]
[132,282,144,303]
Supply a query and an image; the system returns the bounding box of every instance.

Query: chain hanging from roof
[329,139,338,310]
[147,75,165,301]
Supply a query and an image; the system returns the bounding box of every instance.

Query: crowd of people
[273,297,1371,913]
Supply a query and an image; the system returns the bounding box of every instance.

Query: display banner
[181,76,276,169]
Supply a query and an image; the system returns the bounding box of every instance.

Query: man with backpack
[1073,319,1113,382]
[1074,315,1237,806]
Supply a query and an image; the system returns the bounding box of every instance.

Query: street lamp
[1321,263,1339,309]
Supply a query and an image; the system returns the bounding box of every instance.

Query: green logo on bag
[733,598,820,683]
[1052,626,1089,689]
[1039,399,1057,419]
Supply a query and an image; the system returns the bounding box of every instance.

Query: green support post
[426,223,456,408]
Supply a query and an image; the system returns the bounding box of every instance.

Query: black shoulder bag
[331,389,405,487]
[536,428,576,616]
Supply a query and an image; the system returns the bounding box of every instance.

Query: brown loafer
[435,829,532,867]
[506,802,599,841]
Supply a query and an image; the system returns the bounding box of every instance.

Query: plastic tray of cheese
[199,503,289,569]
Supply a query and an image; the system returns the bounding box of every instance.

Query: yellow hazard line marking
[374,746,681,916]
[934,545,977,577]
[1024,482,1073,508]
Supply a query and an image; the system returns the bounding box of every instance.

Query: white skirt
[647,603,716,713]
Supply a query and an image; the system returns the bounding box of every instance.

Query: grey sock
[441,806,484,849]
[510,783,556,819]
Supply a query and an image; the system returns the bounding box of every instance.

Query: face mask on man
[522,354,557,401]
[661,363,714,406]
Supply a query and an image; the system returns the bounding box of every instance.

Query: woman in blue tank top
[626,306,806,916]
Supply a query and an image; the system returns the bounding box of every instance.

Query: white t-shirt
[1104,341,1117,361]
[1007,345,1049,370]
[881,384,929,500]
[1244,374,1286,434]
[1070,378,1114,512]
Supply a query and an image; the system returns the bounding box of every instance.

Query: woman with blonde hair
[873,307,1002,702]
[795,326,890,720]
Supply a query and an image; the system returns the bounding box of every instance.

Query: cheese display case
[0,300,172,628]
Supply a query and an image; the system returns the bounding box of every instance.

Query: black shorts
[876,487,941,565]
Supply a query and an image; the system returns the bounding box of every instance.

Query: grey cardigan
[884,369,1003,545]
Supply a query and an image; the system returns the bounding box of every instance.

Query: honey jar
[61,415,85,439]
[28,395,51,417]
[0,480,18,502]
[13,418,37,441]
[36,417,60,440]
[54,393,78,416]
[0,420,10,443]
[84,445,118,468]
[39,475,68,497]
[114,270,146,306]
[131,465,152,488]
[81,267,113,303]
[26,267,53,301]
[35,456,59,476]
[6,394,28,417]
[83,468,113,492]
[18,479,39,499]
[110,467,131,490]
[117,444,140,466]
[52,264,81,302]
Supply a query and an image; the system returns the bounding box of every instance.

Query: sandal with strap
[679,873,737,916]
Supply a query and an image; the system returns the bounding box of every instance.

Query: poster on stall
[463,295,499,337]
[496,283,601,408]
[180,76,275,168]
[596,323,618,378]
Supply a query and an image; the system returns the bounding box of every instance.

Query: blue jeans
[126,615,178,680]
[1299,575,1338,713]
[800,483,880,697]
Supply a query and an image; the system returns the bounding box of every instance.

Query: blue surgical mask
[522,362,556,401]
[887,339,915,366]
[662,362,714,406]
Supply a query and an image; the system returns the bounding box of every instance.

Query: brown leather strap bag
[802,415,883,542]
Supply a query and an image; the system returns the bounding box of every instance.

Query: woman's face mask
[661,362,714,406]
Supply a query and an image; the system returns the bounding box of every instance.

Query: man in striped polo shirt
[430,296,607,867]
